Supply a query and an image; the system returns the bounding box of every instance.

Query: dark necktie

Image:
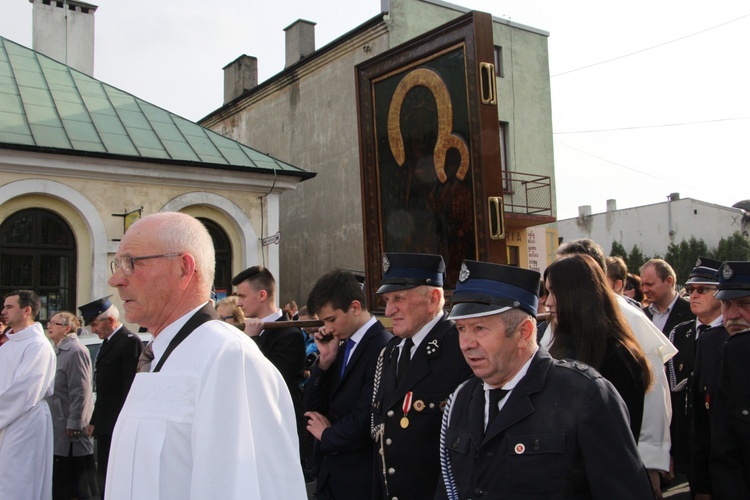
[696,323,710,338]
[396,338,414,385]
[340,338,356,378]
[95,337,108,363]
[486,388,510,431]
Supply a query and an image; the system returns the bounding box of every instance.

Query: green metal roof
[0,37,310,177]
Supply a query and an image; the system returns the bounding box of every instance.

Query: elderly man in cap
[79,296,143,495]
[436,261,653,499]
[708,261,750,498]
[664,257,723,489]
[371,253,472,500]
[690,261,732,498]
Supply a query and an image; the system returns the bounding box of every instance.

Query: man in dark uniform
[371,253,472,500]
[80,296,143,496]
[691,323,729,496]
[303,270,392,499]
[709,261,750,498]
[665,257,723,489]
[436,260,653,499]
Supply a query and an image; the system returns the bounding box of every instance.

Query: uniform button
[391,497,398,500]
[743,409,749,416]
[386,438,392,445]
[388,467,396,476]
[429,403,436,409]
[387,410,395,417]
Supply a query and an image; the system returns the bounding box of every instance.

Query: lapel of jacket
[97,328,122,362]
[482,349,549,445]
[384,314,451,410]
[467,380,487,451]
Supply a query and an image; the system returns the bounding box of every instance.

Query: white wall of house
[553,197,748,257]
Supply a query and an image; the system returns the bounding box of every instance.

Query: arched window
[0,209,77,321]
[197,218,233,300]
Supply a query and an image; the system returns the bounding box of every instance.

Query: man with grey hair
[436,260,652,498]
[79,296,142,495]
[556,238,677,499]
[105,212,305,499]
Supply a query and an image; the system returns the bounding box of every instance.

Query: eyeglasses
[47,321,66,327]
[110,253,182,275]
[685,286,717,295]
[219,315,233,321]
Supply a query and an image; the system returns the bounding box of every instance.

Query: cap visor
[685,278,719,285]
[715,289,750,300]
[449,303,512,320]
[377,283,418,294]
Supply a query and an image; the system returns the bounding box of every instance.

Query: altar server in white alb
[105,212,306,500]
[0,290,57,500]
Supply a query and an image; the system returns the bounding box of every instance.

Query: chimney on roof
[223,55,258,104]
[284,19,316,68]
[30,0,98,76]
[578,205,591,218]
[606,199,617,212]
[668,192,681,202]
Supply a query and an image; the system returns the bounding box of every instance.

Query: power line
[553,139,704,192]
[551,13,750,77]
[555,116,750,134]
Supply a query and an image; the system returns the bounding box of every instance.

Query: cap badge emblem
[458,263,470,282]
[383,255,390,274]
[696,258,702,266]
[722,264,734,280]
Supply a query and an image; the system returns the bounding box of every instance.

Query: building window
[494,46,504,77]
[507,246,520,266]
[499,121,512,193]
[0,209,76,321]
[197,218,233,300]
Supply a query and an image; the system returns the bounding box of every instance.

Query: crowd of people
[2,212,750,500]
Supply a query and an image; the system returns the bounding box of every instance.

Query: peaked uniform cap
[686,257,722,285]
[715,261,750,300]
[377,253,445,294]
[449,260,540,319]
[78,296,113,326]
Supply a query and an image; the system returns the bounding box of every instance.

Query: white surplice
[0,322,56,500]
[615,294,677,472]
[105,313,306,500]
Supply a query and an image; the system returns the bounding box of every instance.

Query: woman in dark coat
[544,254,653,440]
[45,311,99,500]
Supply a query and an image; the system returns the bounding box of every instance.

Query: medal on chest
[401,391,413,428]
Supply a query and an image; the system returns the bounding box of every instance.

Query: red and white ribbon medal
[401,391,413,428]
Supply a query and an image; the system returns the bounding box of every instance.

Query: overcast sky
[3,0,748,221]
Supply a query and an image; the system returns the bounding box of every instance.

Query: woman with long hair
[45,311,99,500]
[544,254,653,440]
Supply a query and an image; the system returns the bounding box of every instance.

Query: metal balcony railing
[502,171,552,216]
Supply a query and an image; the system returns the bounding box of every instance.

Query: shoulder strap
[370,345,387,440]
[440,379,472,500]
[153,303,218,373]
